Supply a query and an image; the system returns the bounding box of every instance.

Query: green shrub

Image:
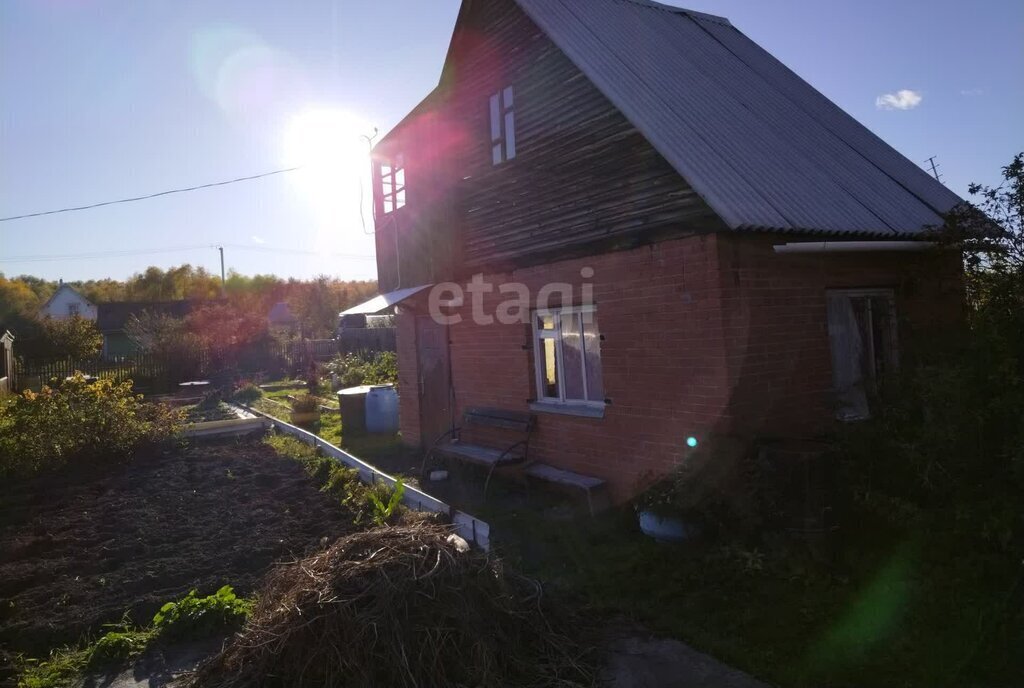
[231,382,263,405]
[0,373,184,478]
[152,586,251,641]
[325,351,398,388]
[290,393,318,413]
[196,389,222,409]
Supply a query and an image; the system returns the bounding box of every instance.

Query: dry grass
[192,523,594,688]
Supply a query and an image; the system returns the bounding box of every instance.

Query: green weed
[367,479,405,526]
[152,586,251,641]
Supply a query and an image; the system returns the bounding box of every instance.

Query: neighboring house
[348,0,965,500]
[37,283,97,321]
[97,301,194,357]
[0,328,14,395]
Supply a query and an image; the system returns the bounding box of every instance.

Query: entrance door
[416,315,451,445]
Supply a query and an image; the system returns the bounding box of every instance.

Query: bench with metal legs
[422,407,536,496]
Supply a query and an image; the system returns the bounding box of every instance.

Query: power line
[0,245,215,263]
[0,167,303,222]
[0,243,376,264]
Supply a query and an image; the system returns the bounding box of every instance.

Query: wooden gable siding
[373,94,460,293]
[371,0,718,291]
[447,0,716,271]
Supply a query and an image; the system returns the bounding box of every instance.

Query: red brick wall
[393,233,965,501]
[715,234,965,438]
[395,308,422,447]
[398,234,733,500]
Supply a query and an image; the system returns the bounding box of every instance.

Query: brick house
[348,0,965,500]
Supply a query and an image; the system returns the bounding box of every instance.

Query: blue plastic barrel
[365,385,399,433]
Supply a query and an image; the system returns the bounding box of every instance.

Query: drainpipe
[773,241,937,254]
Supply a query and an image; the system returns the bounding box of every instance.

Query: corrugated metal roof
[513,0,962,236]
[340,284,433,316]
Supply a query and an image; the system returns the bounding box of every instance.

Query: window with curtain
[532,306,604,406]
[826,289,898,420]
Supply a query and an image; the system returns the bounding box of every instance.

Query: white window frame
[532,304,604,408]
[379,155,406,214]
[489,85,516,165]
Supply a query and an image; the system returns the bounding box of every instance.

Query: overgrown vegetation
[324,351,398,388]
[0,315,103,364]
[264,433,407,526]
[17,587,251,688]
[368,478,405,526]
[230,382,263,404]
[152,586,251,641]
[0,373,183,478]
[289,393,319,413]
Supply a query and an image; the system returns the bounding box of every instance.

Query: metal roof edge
[340,284,434,316]
[620,0,732,26]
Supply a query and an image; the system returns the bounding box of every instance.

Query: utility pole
[924,156,942,183]
[217,246,226,296]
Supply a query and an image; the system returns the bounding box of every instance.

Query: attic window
[380,155,406,214]
[489,86,516,165]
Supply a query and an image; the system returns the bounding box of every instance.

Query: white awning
[340,284,433,316]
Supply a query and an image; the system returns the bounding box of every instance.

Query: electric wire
[0,167,306,222]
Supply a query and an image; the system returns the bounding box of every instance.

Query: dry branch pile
[192,523,593,688]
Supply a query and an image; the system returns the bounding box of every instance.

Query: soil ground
[0,439,353,658]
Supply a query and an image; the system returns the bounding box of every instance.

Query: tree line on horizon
[0,264,378,341]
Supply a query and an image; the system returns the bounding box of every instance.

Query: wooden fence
[12,353,191,393]
[338,328,396,355]
[288,330,397,362]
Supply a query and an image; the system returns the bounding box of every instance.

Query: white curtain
[827,294,870,420]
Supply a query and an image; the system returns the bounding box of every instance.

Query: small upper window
[489,86,516,165]
[68,303,80,317]
[379,155,406,214]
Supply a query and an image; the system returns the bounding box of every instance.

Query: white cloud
[960,88,984,97]
[251,235,266,244]
[875,89,923,111]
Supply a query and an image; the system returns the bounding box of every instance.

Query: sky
[1,0,1021,282]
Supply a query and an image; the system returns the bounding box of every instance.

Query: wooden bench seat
[526,463,607,516]
[435,441,526,467]
[423,407,536,495]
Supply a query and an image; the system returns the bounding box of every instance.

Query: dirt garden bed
[0,440,355,658]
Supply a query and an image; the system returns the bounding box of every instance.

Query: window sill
[529,401,605,419]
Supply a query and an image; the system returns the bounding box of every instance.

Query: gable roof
[96,300,194,333]
[489,0,962,237]
[39,284,95,313]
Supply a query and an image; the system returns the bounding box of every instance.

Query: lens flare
[282,108,373,244]
[686,437,698,448]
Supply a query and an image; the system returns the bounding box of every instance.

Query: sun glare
[283,108,373,244]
